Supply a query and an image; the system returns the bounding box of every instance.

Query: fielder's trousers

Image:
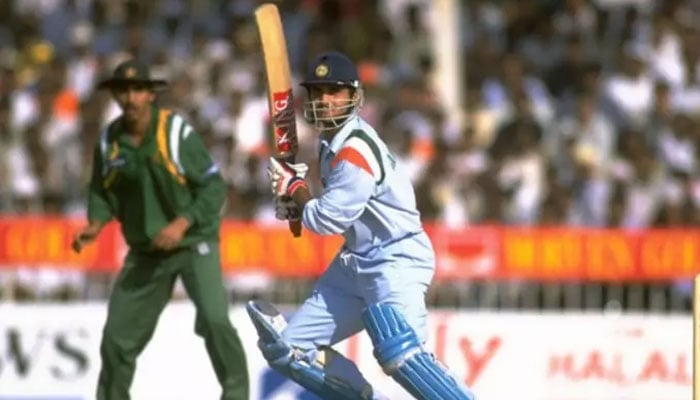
[96,242,249,400]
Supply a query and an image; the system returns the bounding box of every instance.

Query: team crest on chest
[108,156,127,169]
[107,143,126,169]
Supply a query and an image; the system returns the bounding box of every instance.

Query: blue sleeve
[302,161,375,235]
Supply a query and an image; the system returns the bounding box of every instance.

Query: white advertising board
[0,303,691,399]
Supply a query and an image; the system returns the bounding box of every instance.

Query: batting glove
[274,197,301,221]
[267,158,309,198]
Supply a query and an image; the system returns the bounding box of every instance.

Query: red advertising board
[1,216,699,281]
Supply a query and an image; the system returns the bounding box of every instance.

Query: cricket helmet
[301,51,360,89]
[300,51,363,131]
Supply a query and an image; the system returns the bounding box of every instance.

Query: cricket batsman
[247,51,475,399]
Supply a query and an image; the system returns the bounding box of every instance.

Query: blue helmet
[300,51,363,131]
[300,51,360,89]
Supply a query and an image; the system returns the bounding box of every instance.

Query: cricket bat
[255,3,302,237]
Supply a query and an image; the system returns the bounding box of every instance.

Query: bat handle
[280,194,302,237]
[289,219,302,237]
[278,155,302,238]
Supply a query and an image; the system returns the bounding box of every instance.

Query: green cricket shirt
[87,105,225,251]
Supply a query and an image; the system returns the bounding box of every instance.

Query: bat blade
[255,3,302,237]
[255,3,299,159]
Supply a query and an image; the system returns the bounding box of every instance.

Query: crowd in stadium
[0,0,698,304]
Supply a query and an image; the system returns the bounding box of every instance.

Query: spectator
[0,0,699,310]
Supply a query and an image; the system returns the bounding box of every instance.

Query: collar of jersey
[324,115,363,154]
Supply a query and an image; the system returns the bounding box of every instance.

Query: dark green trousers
[96,242,249,400]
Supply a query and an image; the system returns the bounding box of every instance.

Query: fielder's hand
[152,216,190,251]
[274,197,301,221]
[71,223,103,253]
[267,158,309,198]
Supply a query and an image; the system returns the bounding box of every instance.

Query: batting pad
[246,300,369,400]
[363,303,475,400]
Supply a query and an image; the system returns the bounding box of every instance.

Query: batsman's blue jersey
[277,116,473,400]
[302,116,433,258]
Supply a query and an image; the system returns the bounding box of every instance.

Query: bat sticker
[272,90,297,154]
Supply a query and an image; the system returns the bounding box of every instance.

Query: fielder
[247,51,475,400]
[72,60,249,400]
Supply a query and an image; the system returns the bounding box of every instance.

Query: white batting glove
[274,197,301,221]
[267,158,309,198]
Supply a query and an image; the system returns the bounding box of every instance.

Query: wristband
[287,177,308,197]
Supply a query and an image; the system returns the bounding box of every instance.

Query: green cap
[97,59,168,90]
